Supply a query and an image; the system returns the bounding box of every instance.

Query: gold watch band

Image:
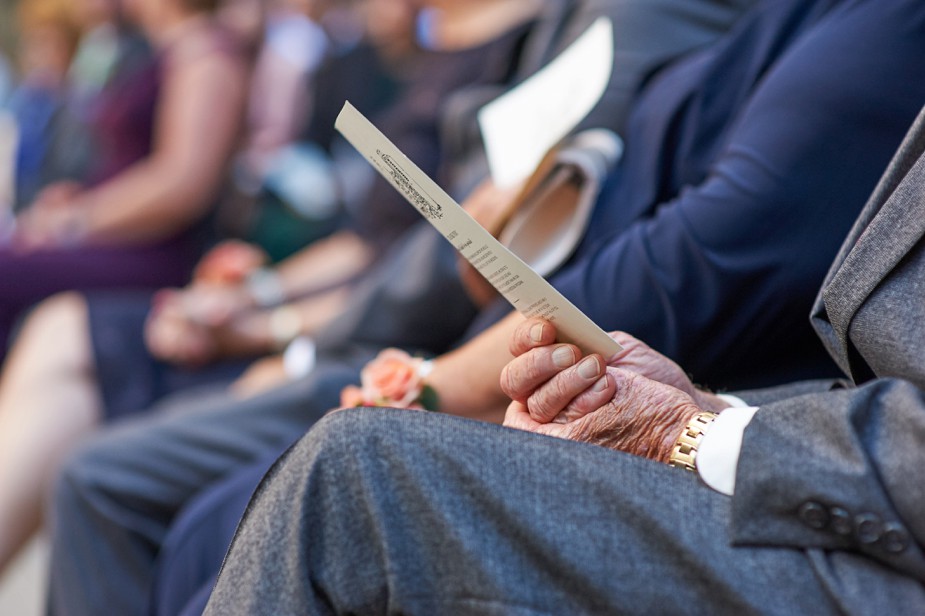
[669,411,718,471]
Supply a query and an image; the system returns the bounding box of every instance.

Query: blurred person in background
[0,0,251,360]
[5,0,80,210]
[31,0,157,205]
[135,0,543,380]
[242,0,330,174]
[219,0,385,260]
[0,0,545,593]
[0,0,250,575]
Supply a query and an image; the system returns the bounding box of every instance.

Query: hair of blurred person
[362,0,418,62]
[15,0,81,86]
[6,0,82,209]
[25,0,154,204]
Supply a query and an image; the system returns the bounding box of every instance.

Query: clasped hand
[500,318,729,464]
[144,241,270,366]
[13,182,87,250]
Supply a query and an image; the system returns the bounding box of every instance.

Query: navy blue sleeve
[549,0,925,388]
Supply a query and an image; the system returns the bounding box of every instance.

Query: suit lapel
[812,109,925,380]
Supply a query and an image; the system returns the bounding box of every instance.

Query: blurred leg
[46,359,359,616]
[151,460,271,616]
[0,292,101,572]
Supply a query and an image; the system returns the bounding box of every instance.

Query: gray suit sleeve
[729,378,850,407]
[730,378,925,581]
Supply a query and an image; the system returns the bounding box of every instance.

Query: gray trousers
[46,360,360,616]
[204,408,845,616]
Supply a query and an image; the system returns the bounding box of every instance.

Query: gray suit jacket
[731,108,925,611]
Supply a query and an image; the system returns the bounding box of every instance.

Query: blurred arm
[75,42,248,245]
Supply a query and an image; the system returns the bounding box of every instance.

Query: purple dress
[0,31,238,357]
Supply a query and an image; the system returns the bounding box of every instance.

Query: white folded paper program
[335,102,621,359]
[478,16,614,188]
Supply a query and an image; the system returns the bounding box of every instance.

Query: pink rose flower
[360,348,425,408]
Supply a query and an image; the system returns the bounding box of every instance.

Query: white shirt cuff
[696,406,759,496]
[282,336,316,380]
[716,393,751,408]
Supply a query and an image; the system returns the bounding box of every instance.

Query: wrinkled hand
[604,331,729,413]
[500,318,719,463]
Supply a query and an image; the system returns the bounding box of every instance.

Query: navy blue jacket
[540,0,925,389]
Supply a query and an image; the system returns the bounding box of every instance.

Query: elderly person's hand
[500,318,728,463]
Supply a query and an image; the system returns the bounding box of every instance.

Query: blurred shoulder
[165,17,251,71]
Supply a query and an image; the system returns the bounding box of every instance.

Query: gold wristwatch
[669,411,718,471]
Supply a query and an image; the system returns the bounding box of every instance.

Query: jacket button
[881,523,910,554]
[855,514,883,544]
[798,502,829,530]
[829,507,852,536]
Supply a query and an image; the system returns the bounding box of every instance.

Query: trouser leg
[151,459,272,616]
[205,408,842,616]
[46,361,357,616]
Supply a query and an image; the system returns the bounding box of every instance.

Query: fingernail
[530,322,545,343]
[578,356,600,379]
[552,346,575,368]
[592,375,609,392]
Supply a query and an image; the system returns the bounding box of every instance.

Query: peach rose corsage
[193,240,268,285]
[340,348,438,411]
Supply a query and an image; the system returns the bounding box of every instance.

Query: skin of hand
[144,286,263,366]
[30,181,83,209]
[192,239,268,285]
[143,238,268,366]
[458,180,524,307]
[13,207,79,251]
[603,331,731,414]
[14,183,87,251]
[229,354,289,400]
[500,318,728,463]
[144,289,223,366]
[339,311,524,422]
